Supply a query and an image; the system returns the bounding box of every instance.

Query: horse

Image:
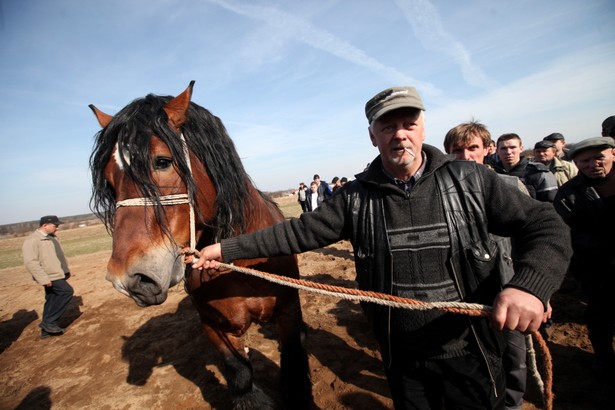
[88,81,312,409]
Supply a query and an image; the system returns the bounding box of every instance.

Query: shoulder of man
[525,161,551,173]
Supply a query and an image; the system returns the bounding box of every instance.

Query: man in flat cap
[533,140,577,187]
[554,137,615,378]
[22,215,74,339]
[192,86,571,409]
[543,132,569,160]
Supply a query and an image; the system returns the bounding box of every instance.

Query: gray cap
[544,132,565,142]
[568,137,615,159]
[534,140,555,150]
[365,86,425,124]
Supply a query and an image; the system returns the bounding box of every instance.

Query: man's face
[369,108,425,173]
[487,142,496,155]
[450,135,488,164]
[41,223,59,235]
[533,148,556,164]
[573,148,615,179]
[497,138,523,169]
[551,139,565,153]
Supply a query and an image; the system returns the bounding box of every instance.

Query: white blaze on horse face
[113,142,131,170]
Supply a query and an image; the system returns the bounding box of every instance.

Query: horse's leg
[201,323,275,410]
[276,293,312,409]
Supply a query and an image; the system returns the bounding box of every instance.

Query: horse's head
[89,81,256,306]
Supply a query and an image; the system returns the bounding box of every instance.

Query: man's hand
[491,287,545,333]
[192,243,223,270]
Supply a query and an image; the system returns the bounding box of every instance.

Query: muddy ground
[0,236,613,409]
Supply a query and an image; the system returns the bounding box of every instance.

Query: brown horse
[89,82,311,409]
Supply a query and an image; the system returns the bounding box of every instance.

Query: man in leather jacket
[194,87,571,409]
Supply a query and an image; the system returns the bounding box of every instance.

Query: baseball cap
[365,86,425,124]
[567,137,615,159]
[40,215,64,226]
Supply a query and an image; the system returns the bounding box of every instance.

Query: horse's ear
[89,104,113,128]
[163,81,195,130]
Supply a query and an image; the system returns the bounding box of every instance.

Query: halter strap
[114,133,197,250]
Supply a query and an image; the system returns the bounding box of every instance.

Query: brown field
[0,196,612,409]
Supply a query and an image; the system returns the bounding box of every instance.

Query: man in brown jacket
[22,215,74,339]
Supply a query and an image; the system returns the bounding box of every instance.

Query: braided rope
[191,259,553,409]
[115,193,190,208]
[217,262,492,316]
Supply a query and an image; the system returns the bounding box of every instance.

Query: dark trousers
[384,353,505,410]
[299,200,309,213]
[41,279,74,327]
[502,330,527,410]
[582,270,615,366]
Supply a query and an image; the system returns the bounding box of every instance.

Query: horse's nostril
[133,273,161,295]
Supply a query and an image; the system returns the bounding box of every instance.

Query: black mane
[89,93,267,241]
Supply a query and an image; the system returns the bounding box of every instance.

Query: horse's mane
[89,93,273,241]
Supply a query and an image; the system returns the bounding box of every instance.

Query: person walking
[193,86,571,409]
[297,182,309,213]
[22,215,74,339]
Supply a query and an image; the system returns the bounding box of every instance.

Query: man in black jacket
[492,133,558,202]
[193,86,571,409]
[554,136,615,379]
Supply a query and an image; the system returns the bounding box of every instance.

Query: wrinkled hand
[491,287,545,333]
[191,243,223,270]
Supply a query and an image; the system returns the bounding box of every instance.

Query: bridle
[114,133,198,251]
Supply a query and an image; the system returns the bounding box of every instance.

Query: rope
[187,257,554,410]
[116,193,190,208]
[179,133,197,250]
[215,262,492,316]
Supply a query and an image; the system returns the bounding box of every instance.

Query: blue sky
[0,0,613,225]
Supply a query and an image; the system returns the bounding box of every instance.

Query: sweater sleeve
[481,167,572,305]
[221,192,348,262]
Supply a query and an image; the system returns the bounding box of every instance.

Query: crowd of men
[193,86,612,409]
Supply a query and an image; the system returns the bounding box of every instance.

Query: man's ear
[369,126,378,147]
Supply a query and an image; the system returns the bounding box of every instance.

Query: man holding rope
[193,86,571,409]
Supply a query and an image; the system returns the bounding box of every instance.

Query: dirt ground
[0,238,613,409]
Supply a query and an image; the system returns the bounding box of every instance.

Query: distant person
[485,138,499,166]
[543,132,569,160]
[22,215,74,339]
[493,133,558,201]
[554,137,615,378]
[297,182,309,213]
[331,176,342,194]
[601,115,615,139]
[313,174,332,202]
[340,177,348,186]
[533,140,578,187]
[193,86,571,409]
[444,120,531,410]
[306,181,319,211]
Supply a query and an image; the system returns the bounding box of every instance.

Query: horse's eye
[153,157,173,170]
